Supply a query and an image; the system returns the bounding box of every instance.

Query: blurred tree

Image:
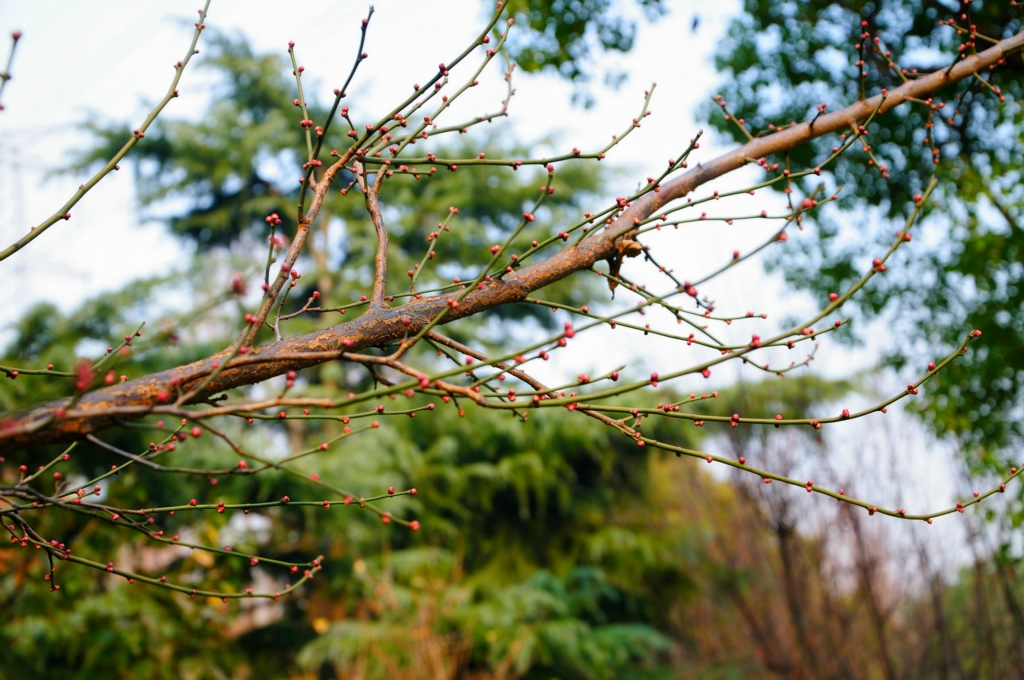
[73,32,606,335]
[497,0,666,102]
[705,1,1024,464]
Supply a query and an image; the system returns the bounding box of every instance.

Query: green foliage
[1,316,692,678]
[298,561,672,680]
[706,1,1024,459]
[499,0,666,100]
[0,582,243,680]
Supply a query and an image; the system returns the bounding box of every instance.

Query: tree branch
[364,166,389,309]
[3,29,1021,452]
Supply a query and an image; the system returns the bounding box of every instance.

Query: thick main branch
[3,31,1021,451]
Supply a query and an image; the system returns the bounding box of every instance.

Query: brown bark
[3,32,1022,451]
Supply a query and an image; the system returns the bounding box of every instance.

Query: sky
[0,1,982,574]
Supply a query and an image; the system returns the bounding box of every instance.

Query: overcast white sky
[0,1,980,565]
